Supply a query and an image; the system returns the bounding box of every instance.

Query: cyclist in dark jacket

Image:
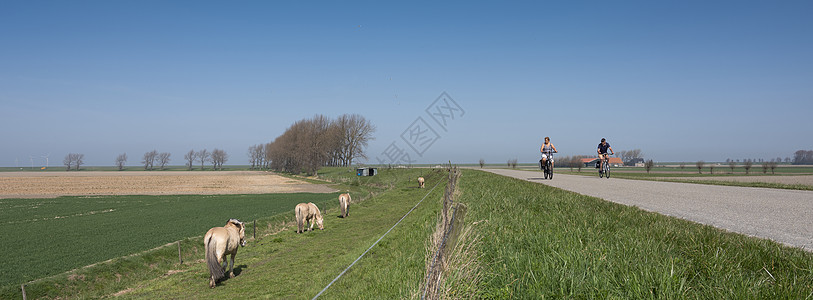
[597,138,614,172]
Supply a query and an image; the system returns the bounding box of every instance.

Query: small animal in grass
[204,219,247,288]
[418,177,425,188]
[295,202,324,233]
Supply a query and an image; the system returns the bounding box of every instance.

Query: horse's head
[315,213,324,230]
[228,219,248,247]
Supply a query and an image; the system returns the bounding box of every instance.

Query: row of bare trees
[180,149,229,170]
[141,150,172,170]
[696,159,780,174]
[263,114,375,176]
[101,149,230,171]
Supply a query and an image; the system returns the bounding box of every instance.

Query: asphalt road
[484,168,813,252]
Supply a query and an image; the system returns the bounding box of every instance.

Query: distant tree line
[263,114,375,176]
[793,150,813,165]
[617,149,644,166]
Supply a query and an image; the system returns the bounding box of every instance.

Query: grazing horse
[339,193,351,218]
[295,202,324,233]
[204,219,247,288]
[418,177,425,188]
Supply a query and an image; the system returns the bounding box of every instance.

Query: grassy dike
[458,170,813,298]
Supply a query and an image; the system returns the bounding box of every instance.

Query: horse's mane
[226,219,243,228]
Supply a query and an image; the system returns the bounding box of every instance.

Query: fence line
[421,166,461,299]
[312,177,443,300]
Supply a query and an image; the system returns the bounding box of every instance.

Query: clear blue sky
[1,1,811,167]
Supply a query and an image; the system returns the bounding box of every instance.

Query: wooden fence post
[21,284,27,300]
[177,241,183,264]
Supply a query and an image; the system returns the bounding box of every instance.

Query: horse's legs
[228,253,236,278]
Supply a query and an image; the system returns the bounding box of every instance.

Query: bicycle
[540,151,556,180]
[599,153,611,178]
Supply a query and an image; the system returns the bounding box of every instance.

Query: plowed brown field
[0,171,337,199]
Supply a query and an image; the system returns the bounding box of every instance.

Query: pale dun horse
[339,193,351,218]
[418,177,425,188]
[295,202,324,233]
[204,219,247,288]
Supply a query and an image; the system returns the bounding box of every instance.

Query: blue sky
[1,1,811,167]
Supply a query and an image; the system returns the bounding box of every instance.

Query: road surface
[484,168,813,251]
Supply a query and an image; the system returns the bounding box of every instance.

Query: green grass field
[4,167,812,299]
[0,193,340,295]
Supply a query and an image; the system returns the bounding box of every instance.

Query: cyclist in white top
[540,137,558,170]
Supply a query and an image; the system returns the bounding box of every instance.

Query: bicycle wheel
[605,163,610,178]
[549,165,553,179]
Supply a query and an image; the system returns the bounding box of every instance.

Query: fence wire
[312,176,443,300]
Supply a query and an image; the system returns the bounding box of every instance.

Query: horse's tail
[295,205,304,233]
[339,195,347,218]
[206,235,225,282]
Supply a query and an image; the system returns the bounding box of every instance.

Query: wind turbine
[41,153,50,170]
[29,155,35,170]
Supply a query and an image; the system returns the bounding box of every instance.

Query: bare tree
[197,149,210,171]
[743,159,753,175]
[573,156,585,172]
[709,164,715,174]
[728,161,736,174]
[248,144,265,170]
[679,163,686,170]
[696,161,704,174]
[74,154,84,171]
[645,159,654,173]
[337,114,376,166]
[142,150,158,170]
[761,161,769,174]
[211,148,228,170]
[479,158,485,168]
[768,159,778,174]
[564,156,575,172]
[264,143,273,169]
[63,153,74,171]
[157,152,171,170]
[116,153,127,171]
[184,150,196,170]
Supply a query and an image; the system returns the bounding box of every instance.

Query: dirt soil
[0,171,337,199]
[663,175,813,186]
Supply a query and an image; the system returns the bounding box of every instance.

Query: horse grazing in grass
[418,177,425,188]
[339,193,351,218]
[295,202,324,233]
[204,219,247,288]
